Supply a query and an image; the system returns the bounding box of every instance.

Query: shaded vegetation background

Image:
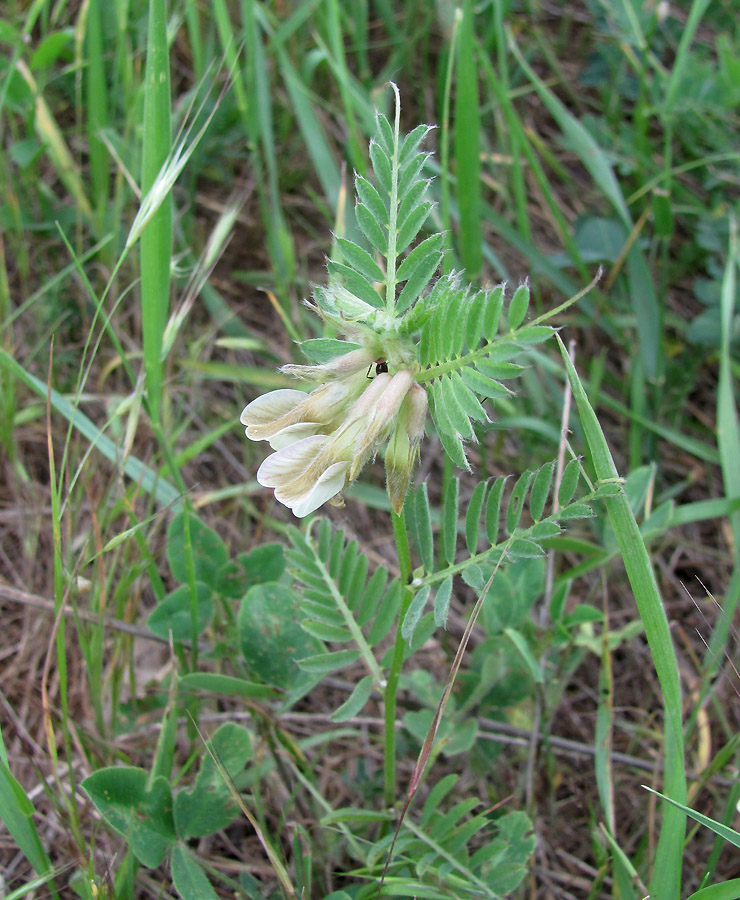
[1,0,740,898]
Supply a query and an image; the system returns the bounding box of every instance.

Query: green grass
[0,2,739,899]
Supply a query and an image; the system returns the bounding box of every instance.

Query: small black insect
[366,359,389,378]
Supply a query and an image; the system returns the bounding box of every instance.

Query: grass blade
[454,0,482,277]
[0,758,57,897]
[85,0,109,226]
[16,60,92,221]
[140,0,172,423]
[705,219,740,674]
[686,882,740,900]
[556,334,686,900]
[0,349,180,506]
[717,219,740,550]
[643,786,740,850]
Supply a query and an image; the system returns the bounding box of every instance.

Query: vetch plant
[230,84,611,892]
[77,86,686,900]
[241,84,562,520]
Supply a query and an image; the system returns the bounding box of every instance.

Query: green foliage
[174,723,252,839]
[171,845,220,900]
[82,724,253,897]
[316,103,438,325]
[402,463,601,640]
[81,767,175,868]
[413,277,553,468]
[238,582,322,689]
[374,783,535,898]
[147,510,285,642]
[0,757,55,892]
[148,582,213,641]
[286,520,396,710]
[3,2,739,898]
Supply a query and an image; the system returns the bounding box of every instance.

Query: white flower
[240,349,373,450]
[245,367,417,517]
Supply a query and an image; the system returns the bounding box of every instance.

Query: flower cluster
[241,349,426,517]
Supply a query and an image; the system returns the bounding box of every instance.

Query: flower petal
[256,435,326,488]
[290,462,350,518]
[280,347,375,381]
[241,389,306,427]
[268,422,323,451]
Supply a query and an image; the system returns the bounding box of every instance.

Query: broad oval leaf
[174,723,253,840]
[167,511,228,588]
[238,582,322,687]
[171,846,219,900]
[82,768,175,869]
[148,582,213,641]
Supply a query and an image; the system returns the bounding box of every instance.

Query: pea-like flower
[241,355,422,517]
[240,348,374,451]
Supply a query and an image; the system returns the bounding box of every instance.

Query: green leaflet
[285,521,400,710]
[413,279,553,463]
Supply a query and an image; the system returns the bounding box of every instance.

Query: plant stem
[384,507,414,808]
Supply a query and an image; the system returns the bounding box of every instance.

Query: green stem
[384,507,414,808]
